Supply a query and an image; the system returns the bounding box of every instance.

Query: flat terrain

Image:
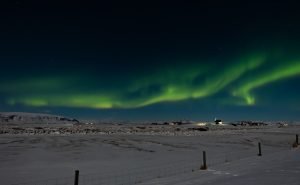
[0,125,299,185]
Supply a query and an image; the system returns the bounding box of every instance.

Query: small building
[214,119,223,125]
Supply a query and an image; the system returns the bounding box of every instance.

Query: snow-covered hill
[0,112,79,125]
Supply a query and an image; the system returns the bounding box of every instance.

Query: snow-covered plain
[0,125,299,185]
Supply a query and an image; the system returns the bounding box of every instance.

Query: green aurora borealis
[1,1,300,120]
[1,51,300,112]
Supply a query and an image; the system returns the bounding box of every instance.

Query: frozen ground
[0,125,299,185]
[141,148,300,185]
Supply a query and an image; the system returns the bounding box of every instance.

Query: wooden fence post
[74,170,79,185]
[258,142,262,156]
[200,151,207,170]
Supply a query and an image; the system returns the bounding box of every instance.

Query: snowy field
[0,125,299,185]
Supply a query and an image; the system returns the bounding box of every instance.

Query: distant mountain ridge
[0,112,80,124]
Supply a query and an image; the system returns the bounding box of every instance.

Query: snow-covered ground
[141,146,300,185]
[0,125,299,185]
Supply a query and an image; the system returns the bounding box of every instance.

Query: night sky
[1,1,300,121]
